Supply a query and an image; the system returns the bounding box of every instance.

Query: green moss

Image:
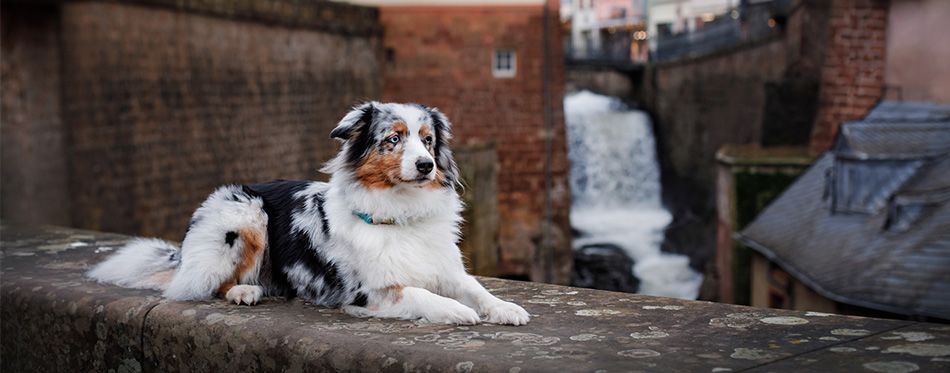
[731,171,801,305]
[735,172,799,228]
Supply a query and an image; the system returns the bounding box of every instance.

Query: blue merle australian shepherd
[88,102,529,325]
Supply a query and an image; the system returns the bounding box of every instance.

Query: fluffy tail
[87,238,181,290]
[87,184,268,301]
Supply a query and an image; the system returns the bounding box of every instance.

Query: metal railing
[652,0,792,62]
[653,19,743,62]
[565,48,632,63]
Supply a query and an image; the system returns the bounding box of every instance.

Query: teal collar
[353,211,395,225]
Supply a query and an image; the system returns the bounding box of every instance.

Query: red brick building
[809,0,890,154]
[811,0,950,153]
[369,0,573,283]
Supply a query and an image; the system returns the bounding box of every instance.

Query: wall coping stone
[2,224,948,371]
[717,144,815,167]
[5,0,382,36]
[649,33,784,69]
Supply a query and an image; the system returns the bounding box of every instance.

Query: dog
[87,102,530,325]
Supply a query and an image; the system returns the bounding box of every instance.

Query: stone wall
[5,224,948,372]
[379,3,573,283]
[715,145,814,305]
[885,0,950,104]
[632,0,896,300]
[1,0,382,239]
[638,1,832,279]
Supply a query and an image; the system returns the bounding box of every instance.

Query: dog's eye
[387,135,400,144]
[424,135,434,145]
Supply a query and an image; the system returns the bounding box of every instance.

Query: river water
[565,90,702,299]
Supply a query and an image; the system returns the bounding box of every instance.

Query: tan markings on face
[419,124,435,155]
[355,146,404,189]
[387,284,404,303]
[387,122,409,151]
[216,228,266,297]
[355,122,408,189]
[419,123,444,189]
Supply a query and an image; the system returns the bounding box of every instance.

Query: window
[492,49,516,78]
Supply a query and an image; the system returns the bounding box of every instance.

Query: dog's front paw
[225,285,263,305]
[482,301,530,325]
[342,305,373,318]
[423,300,480,325]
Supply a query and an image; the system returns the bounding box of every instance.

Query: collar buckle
[353,211,395,225]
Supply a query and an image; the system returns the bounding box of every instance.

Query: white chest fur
[322,177,465,290]
[338,220,462,289]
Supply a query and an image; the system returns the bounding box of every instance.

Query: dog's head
[323,102,459,189]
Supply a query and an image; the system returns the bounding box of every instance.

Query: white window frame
[492,49,517,78]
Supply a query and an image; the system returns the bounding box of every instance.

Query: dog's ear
[330,102,376,141]
[427,107,460,187]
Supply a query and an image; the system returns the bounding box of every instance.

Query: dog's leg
[214,226,267,305]
[342,286,480,325]
[163,185,268,303]
[440,274,530,325]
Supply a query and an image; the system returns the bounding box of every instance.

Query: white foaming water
[565,90,702,300]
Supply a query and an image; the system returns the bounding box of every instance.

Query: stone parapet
[2,225,948,371]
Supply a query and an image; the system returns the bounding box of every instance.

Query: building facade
[563,0,649,62]
[343,0,575,284]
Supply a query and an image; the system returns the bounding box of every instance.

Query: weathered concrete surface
[3,225,949,372]
[0,225,162,372]
[747,323,950,372]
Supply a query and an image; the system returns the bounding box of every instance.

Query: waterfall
[565,90,702,300]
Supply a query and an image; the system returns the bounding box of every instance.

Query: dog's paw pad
[226,285,263,305]
[483,301,530,325]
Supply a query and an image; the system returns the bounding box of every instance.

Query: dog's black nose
[416,159,434,174]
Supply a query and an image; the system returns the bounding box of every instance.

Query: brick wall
[809,0,889,153]
[379,3,573,283]
[2,0,382,238]
[1,5,71,226]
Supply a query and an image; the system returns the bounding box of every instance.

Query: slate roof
[737,101,950,320]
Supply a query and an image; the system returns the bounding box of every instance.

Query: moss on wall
[731,171,801,305]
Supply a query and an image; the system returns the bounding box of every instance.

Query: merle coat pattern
[88,102,530,325]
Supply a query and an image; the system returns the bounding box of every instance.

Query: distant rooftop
[737,100,950,320]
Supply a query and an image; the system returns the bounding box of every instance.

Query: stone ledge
[2,224,949,371]
[716,144,815,167]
